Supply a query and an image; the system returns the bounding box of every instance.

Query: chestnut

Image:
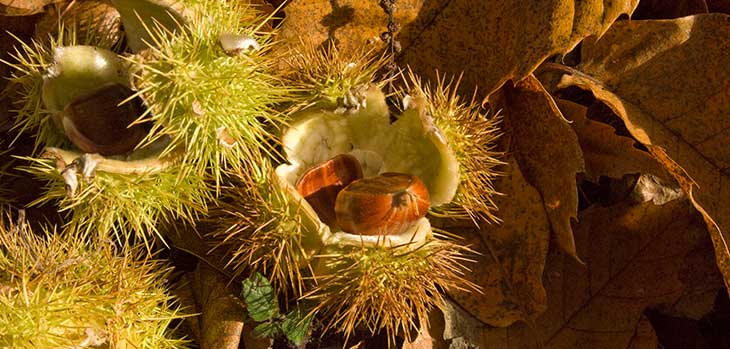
[296,154,364,226]
[335,172,430,236]
[61,83,148,156]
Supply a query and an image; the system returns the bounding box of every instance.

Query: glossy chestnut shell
[296,154,364,226]
[61,83,148,156]
[335,172,430,236]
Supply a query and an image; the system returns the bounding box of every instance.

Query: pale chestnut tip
[61,83,148,156]
[218,32,260,56]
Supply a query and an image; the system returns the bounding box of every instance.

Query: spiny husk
[271,81,484,342]
[1,27,117,150]
[401,71,504,223]
[283,42,389,109]
[306,232,477,345]
[127,0,290,186]
[0,211,189,348]
[206,164,323,298]
[23,150,210,247]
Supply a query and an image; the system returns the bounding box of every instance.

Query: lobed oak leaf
[398,0,639,96]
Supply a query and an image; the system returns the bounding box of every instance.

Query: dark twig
[378,0,401,95]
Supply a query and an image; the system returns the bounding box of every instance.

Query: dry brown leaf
[281,0,638,96]
[241,325,274,349]
[192,263,245,349]
[555,99,668,183]
[490,75,585,259]
[448,156,550,327]
[480,199,721,348]
[280,0,422,54]
[555,13,730,292]
[0,0,61,15]
[399,0,639,96]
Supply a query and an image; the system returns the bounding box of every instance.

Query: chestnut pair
[295,154,430,236]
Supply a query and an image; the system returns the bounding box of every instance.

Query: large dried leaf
[555,99,668,183]
[490,75,585,259]
[448,156,550,327]
[400,0,639,96]
[281,0,638,95]
[556,13,730,291]
[480,199,722,348]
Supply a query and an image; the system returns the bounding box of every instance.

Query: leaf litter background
[3,0,730,348]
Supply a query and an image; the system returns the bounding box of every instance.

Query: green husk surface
[0,212,189,348]
[126,0,290,186]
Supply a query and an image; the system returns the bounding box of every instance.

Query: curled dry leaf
[480,199,722,348]
[490,75,584,259]
[447,156,549,327]
[555,99,669,183]
[556,13,730,292]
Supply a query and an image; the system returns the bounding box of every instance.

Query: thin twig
[378,0,401,95]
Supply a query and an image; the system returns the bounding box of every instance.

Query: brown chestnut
[335,173,430,236]
[296,154,364,226]
[61,83,148,156]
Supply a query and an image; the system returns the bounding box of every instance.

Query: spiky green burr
[120,0,290,185]
[402,71,504,223]
[0,211,189,348]
[4,0,291,243]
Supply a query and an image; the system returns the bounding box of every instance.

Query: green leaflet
[241,272,279,322]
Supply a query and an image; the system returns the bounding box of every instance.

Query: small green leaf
[241,272,279,322]
[282,308,313,346]
[253,321,281,339]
